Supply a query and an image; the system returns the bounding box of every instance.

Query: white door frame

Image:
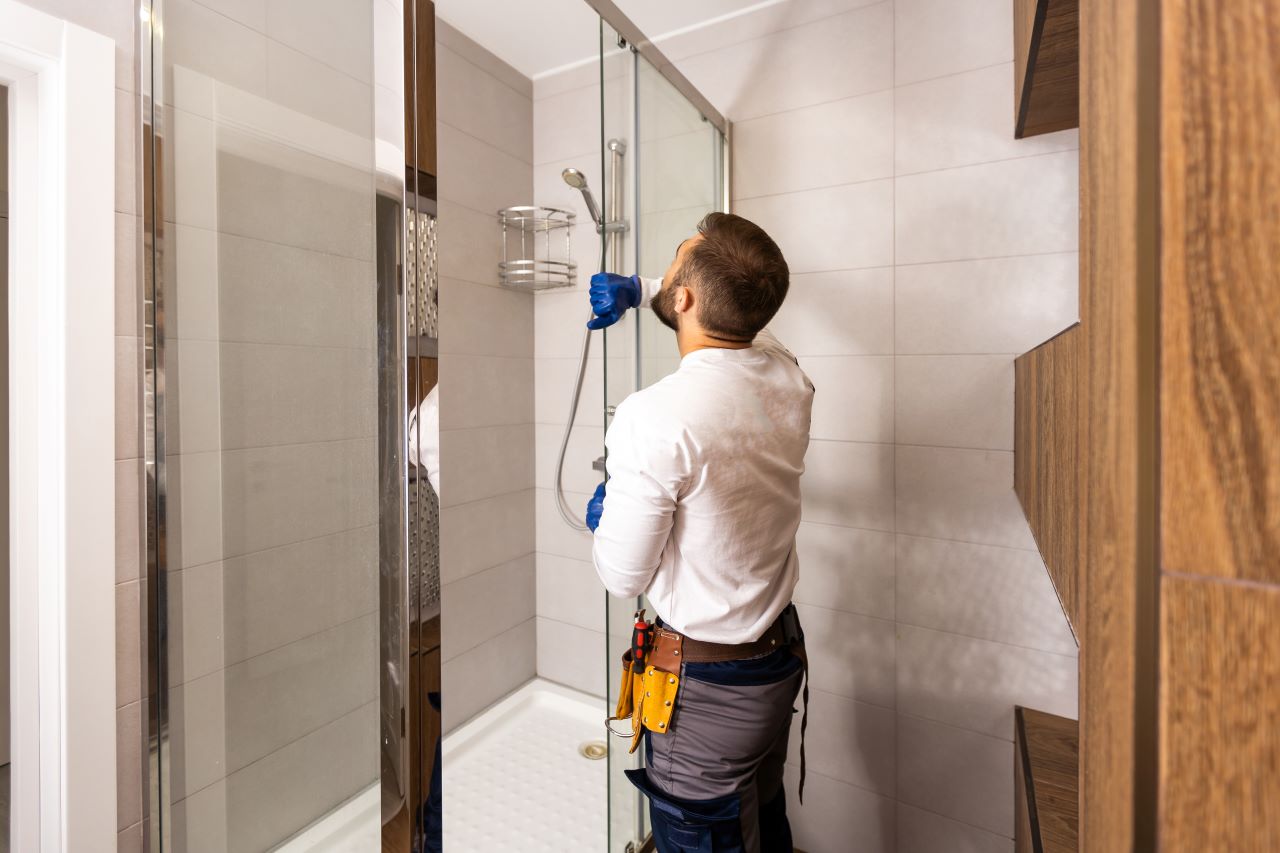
[0,1,117,850]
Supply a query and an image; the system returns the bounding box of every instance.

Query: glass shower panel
[148,1,381,849]
[635,59,725,391]
[599,26,726,853]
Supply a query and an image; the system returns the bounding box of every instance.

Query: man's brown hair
[674,212,790,341]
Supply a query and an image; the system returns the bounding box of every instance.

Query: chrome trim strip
[581,0,730,136]
[141,0,171,849]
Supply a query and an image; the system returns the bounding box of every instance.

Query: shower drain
[579,740,608,760]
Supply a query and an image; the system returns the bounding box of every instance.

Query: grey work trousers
[633,652,804,853]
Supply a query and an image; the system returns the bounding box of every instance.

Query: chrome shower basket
[497,205,577,290]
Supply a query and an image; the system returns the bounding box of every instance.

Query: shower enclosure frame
[587,5,730,851]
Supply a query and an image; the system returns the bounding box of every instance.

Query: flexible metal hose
[553,312,596,531]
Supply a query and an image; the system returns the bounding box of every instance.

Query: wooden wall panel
[1077,0,1155,848]
[1160,0,1280,584]
[1014,0,1081,138]
[404,0,437,176]
[1159,576,1280,851]
[1014,325,1081,633]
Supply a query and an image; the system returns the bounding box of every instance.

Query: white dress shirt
[592,279,815,644]
[408,384,440,496]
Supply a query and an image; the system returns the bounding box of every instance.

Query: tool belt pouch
[608,650,679,754]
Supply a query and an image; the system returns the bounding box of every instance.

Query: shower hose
[552,311,597,532]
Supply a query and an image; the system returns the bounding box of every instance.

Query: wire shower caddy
[497,205,577,290]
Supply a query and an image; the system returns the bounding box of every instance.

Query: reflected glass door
[145,1,382,849]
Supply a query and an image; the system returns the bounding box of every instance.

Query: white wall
[537,2,1080,851]
[6,2,146,847]
[528,53,627,699]
[0,82,9,770]
[434,20,539,731]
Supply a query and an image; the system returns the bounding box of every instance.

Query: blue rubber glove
[587,273,642,330]
[586,481,606,532]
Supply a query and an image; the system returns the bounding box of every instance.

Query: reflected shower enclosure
[142,0,408,849]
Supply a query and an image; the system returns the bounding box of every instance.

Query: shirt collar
[680,345,761,366]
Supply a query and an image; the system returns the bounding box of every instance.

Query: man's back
[592,329,814,643]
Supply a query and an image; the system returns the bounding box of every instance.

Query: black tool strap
[794,642,809,804]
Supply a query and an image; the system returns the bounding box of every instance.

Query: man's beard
[651,283,679,331]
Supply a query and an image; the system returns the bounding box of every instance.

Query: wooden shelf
[1016,707,1079,853]
[1014,0,1080,138]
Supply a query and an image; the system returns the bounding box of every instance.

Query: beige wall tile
[734,90,894,199]
[895,63,1078,176]
[436,43,533,163]
[677,2,892,122]
[438,277,534,359]
[770,268,895,357]
[735,179,894,274]
[115,580,142,708]
[894,253,1079,355]
[894,152,1079,265]
[116,459,143,584]
[441,488,537,584]
[116,336,142,460]
[801,440,895,531]
[895,445,1033,549]
[535,617,605,697]
[797,603,895,707]
[437,354,535,430]
[440,424,536,507]
[896,355,1015,451]
[784,766,896,853]
[534,486,595,563]
[441,554,536,661]
[896,714,1014,836]
[793,522,896,620]
[806,356,895,443]
[788,688,896,795]
[535,552,607,633]
[894,0,1012,85]
[896,535,1077,654]
[116,701,144,831]
[441,619,537,731]
[897,802,1014,853]
[897,624,1077,739]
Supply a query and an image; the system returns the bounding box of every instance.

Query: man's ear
[674,284,693,314]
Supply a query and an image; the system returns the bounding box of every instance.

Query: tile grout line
[435,39,534,108]
[734,146,1078,205]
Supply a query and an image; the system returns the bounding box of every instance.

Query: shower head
[561,167,603,228]
[561,167,588,190]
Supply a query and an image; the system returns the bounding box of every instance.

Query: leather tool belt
[607,604,810,800]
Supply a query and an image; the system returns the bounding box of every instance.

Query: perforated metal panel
[409,475,441,611]
[406,209,439,339]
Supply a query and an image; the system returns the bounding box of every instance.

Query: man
[586,212,814,853]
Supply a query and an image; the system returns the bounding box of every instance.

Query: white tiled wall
[533,1,1079,850]
[528,55,613,699]
[435,20,539,731]
[672,1,1078,849]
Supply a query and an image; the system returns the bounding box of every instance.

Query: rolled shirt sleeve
[408,384,440,497]
[591,398,689,599]
[636,275,663,309]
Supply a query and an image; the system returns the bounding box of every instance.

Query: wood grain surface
[1014,325,1081,635]
[1016,707,1081,853]
[1016,0,1081,138]
[1160,0,1280,584]
[1159,576,1280,851]
[405,0,438,176]
[1077,0,1154,848]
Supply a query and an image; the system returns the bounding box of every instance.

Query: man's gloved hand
[587,272,642,330]
[586,481,606,532]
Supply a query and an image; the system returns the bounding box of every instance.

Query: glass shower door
[600,22,727,853]
[144,2,383,849]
